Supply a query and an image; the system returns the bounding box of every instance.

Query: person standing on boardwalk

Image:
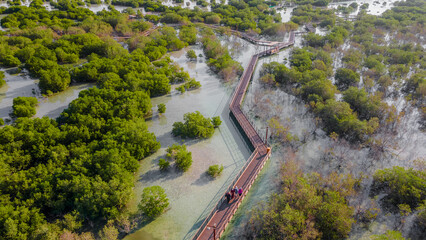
[231,188,235,199]
[234,186,239,198]
[238,187,243,197]
[225,192,231,203]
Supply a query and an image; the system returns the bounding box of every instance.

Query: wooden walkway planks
[195,150,268,239]
[192,31,295,240]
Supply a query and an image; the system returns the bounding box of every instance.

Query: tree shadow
[124,205,175,237]
[154,130,208,149]
[178,137,206,147]
[3,83,38,100]
[191,172,213,186]
[138,155,184,183]
[0,106,12,119]
[145,113,159,122]
[125,212,158,237]
[43,105,69,119]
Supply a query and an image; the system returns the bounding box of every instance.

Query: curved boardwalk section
[192,31,295,240]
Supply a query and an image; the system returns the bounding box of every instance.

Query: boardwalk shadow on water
[183,218,207,240]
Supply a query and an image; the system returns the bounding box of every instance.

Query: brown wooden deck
[192,31,295,240]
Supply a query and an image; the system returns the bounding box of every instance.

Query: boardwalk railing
[191,149,259,239]
[192,29,295,240]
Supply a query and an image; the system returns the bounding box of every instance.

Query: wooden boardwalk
[192,31,295,240]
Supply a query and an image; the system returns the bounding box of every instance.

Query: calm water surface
[0,68,92,120]
[125,39,256,240]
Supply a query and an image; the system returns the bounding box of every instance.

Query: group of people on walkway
[225,186,243,204]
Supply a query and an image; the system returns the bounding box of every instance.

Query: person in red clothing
[238,187,243,196]
[231,188,235,199]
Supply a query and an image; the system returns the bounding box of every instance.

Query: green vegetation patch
[12,96,38,118]
[200,27,243,81]
[157,103,166,114]
[371,166,426,210]
[0,71,5,88]
[172,111,220,139]
[138,186,169,218]
[186,49,197,60]
[165,144,193,172]
[246,161,357,239]
[207,164,224,178]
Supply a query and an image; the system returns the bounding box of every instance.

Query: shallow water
[224,76,425,240]
[0,68,92,121]
[0,32,255,239]
[0,70,39,120]
[124,41,256,240]
[329,0,399,17]
[278,6,296,23]
[0,0,397,17]
[35,83,94,119]
[162,0,198,10]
